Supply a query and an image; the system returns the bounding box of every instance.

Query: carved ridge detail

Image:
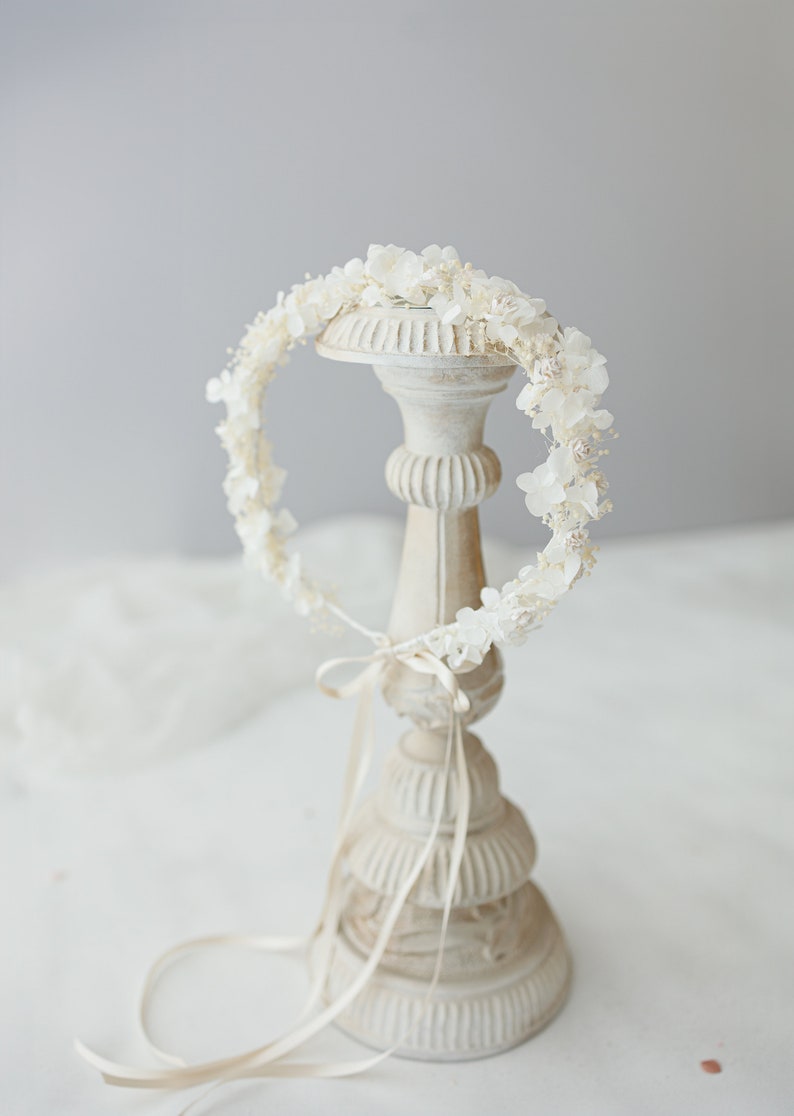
[347,798,536,909]
[377,735,503,832]
[318,306,499,360]
[385,444,501,509]
[327,883,571,1059]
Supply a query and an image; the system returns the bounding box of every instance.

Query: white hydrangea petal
[587,364,609,394]
[516,384,534,413]
[547,445,575,483]
[205,377,224,403]
[480,586,501,608]
[593,408,614,430]
[564,554,582,583]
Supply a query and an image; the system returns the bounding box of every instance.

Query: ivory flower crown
[207,243,615,669]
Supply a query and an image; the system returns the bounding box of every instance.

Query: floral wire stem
[207,244,616,670]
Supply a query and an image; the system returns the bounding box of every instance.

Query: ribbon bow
[316,639,471,714]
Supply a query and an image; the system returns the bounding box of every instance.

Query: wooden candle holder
[316,306,570,1059]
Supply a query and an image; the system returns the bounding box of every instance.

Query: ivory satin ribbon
[75,643,471,1109]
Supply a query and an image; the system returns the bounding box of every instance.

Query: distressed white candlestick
[77,245,613,1100]
[316,306,571,1059]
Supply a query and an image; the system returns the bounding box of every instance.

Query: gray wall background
[2,0,792,578]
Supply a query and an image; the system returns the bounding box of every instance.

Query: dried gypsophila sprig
[207,243,616,670]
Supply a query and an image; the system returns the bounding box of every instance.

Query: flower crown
[207,244,615,669]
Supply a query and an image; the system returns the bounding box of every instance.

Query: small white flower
[531,334,560,361]
[360,283,385,307]
[539,526,589,568]
[588,403,614,431]
[452,606,490,662]
[565,528,589,552]
[365,244,425,303]
[426,629,481,671]
[320,261,366,314]
[523,565,569,600]
[248,334,282,368]
[206,369,260,425]
[421,244,461,270]
[561,327,609,394]
[273,507,298,537]
[479,586,528,643]
[516,466,564,517]
[480,586,501,609]
[428,280,471,326]
[516,446,574,517]
[484,292,547,347]
[206,373,228,404]
[590,471,609,495]
[531,387,613,433]
[235,508,273,551]
[515,381,544,415]
[565,481,600,519]
[570,436,592,463]
[282,291,320,338]
[539,356,562,379]
[223,469,259,515]
[327,257,365,284]
[555,389,595,430]
[305,278,345,322]
[528,387,565,430]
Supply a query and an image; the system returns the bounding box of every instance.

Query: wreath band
[207,243,616,668]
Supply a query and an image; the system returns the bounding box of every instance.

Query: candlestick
[316,305,571,1059]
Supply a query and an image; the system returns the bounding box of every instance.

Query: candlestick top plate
[316,305,517,368]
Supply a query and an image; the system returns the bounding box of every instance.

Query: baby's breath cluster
[207,244,616,668]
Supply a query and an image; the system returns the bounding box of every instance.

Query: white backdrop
[2,0,792,577]
[3,7,793,1110]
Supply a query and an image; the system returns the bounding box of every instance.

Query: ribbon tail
[301,669,378,1018]
[183,702,473,1105]
[76,647,472,1099]
[77,668,382,1090]
[209,701,471,1086]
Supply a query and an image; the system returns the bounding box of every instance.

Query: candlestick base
[326,880,571,1060]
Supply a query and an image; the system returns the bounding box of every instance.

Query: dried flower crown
[207,244,615,669]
